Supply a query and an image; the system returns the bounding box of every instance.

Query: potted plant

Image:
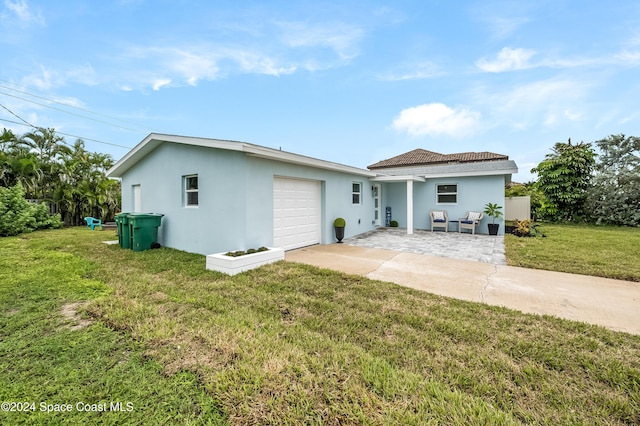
[334,217,346,243]
[483,202,503,235]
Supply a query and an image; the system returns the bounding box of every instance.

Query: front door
[373,184,381,226]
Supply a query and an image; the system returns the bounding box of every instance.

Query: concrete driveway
[285,244,640,335]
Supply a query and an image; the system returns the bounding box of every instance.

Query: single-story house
[107,133,518,255]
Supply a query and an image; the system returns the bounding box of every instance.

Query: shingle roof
[367,148,509,170]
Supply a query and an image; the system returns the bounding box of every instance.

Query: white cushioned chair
[430,210,449,232]
[458,211,483,234]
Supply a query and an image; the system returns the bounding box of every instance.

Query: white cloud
[392,103,481,137]
[378,61,442,81]
[21,66,60,90]
[476,47,536,72]
[616,50,640,66]
[65,64,97,86]
[278,21,364,60]
[473,77,590,130]
[120,43,302,90]
[152,79,171,91]
[226,49,296,76]
[163,49,220,85]
[50,96,85,109]
[484,16,530,39]
[20,65,96,90]
[3,0,44,25]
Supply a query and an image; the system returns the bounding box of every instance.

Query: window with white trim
[184,175,199,207]
[436,184,457,204]
[352,182,361,204]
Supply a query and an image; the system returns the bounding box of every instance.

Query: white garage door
[273,177,321,250]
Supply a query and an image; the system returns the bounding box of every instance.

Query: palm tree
[3,128,121,225]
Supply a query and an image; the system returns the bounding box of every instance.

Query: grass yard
[505,224,640,282]
[1,228,639,424]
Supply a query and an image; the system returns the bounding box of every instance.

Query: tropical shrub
[0,184,62,236]
[512,218,531,237]
[531,139,596,221]
[1,127,121,226]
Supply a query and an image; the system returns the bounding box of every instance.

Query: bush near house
[0,183,62,236]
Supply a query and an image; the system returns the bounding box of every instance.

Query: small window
[352,182,361,204]
[184,175,198,207]
[437,184,457,204]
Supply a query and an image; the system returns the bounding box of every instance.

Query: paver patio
[343,227,506,265]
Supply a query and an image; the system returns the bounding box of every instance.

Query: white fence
[505,196,531,221]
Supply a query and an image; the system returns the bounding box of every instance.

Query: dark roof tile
[368,148,508,169]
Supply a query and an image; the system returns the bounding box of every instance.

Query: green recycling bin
[128,213,164,252]
[114,213,132,249]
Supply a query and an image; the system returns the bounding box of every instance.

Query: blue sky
[1,0,639,182]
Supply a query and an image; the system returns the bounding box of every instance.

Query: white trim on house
[369,175,426,183]
[107,133,377,178]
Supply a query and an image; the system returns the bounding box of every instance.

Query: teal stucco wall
[381,175,507,234]
[120,142,377,255]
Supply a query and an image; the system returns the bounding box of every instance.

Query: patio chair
[430,210,449,232]
[458,211,483,235]
[84,217,103,230]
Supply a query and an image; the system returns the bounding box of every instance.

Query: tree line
[508,134,639,226]
[0,127,121,228]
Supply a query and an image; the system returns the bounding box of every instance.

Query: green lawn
[505,223,640,282]
[1,228,639,424]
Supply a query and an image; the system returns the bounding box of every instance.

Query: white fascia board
[243,144,376,177]
[370,175,426,183]
[422,167,518,179]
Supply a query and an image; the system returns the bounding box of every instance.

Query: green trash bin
[115,213,132,249]
[129,213,164,252]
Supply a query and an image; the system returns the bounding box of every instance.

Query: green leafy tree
[1,127,121,227]
[586,134,640,226]
[531,139,596,221]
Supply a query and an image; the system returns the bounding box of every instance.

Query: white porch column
[406,179,414,235]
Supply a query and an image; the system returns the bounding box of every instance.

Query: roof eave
[422,167,518,179]
[370,175,427,183]
[243,145,376,176]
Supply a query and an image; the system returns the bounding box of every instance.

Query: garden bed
[206,247,284,275]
